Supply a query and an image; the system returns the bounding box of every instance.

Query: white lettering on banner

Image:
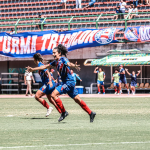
[71,31,82,46]
[63,34,71,48]
[68,32,78,46]
[41,34,51,51]
[59,34,65,44]
[0,36,3,42]
[78,30,91,44]
[140,27,150,41]
[20,36,31,54]
[11,37,19,54]
[47,34,59,50]
[31,35,37,53]
[84,30,98,43]
[3,36,12,53]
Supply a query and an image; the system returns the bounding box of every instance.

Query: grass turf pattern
[0,97,150,150]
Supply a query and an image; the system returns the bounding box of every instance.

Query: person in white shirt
[10,28,16,35]
[119,0,127,19]
[126,4,133,19]
[76,0,82,8]
[130,5,138,19]
[24,70,35,96]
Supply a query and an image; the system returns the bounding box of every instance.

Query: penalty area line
[1,141,150,149]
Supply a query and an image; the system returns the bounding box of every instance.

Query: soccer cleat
[58,111,69,122]
[90,111,96,123]
[103,92,105,95]
[46,107,53,117]
[117,93,120,95]
[98,92,101,94]
[114,92,117,94]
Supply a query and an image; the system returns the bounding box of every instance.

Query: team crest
[95,28,116,44]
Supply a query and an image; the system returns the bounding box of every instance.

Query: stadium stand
[0,0,150,40]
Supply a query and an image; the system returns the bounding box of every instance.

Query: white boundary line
[1,141,150,149]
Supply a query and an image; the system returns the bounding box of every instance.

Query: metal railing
[0,12,150,34]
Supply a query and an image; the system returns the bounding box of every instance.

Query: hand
[75,61,81,72]
[33,80,35,83]
[26,66,33,72]
[138,70,141,73]
[125,68,128,71]
[48,81,53,87]
[80,79,82,82]
[96,67,98,69]
[24,82,26,85]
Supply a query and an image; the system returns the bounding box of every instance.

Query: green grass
[0,97,150,150]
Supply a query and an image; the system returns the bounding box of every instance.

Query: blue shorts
[114,82,119,87]
[97,80,104,85]
[131,82,137,87]
[119,78,127,84]
[39,81,55,95]
[56,81,78,98]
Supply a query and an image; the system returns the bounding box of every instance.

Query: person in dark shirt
[113,7,121,20]
[125,68,141,95]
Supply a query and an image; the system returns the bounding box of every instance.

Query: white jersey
[25,71,33,81]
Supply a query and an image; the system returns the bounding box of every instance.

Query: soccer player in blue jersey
[71,69,82,85]
[125,68,141,95]
[119,65,130,94]
[32,53,62,116]
[27,44,96,123]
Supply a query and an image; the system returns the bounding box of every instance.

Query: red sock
[103,88,105,93]
[54,105,62,113]
[55,98,66,113]
[79,100,92,115]
[98,87,100,93]
[114,88,117,92]
[42,100,50,109]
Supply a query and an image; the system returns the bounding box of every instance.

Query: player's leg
[26,80,29,96]
[124,78,130,94]
[79,0,81,8]
[119,80,122,94]
[97,81,100,94]
[71,93,96,122]
[101,81,105,94]
[35,90,53,117]
[28,80,33,96]
[46,94,62,114]
[117,83,120,95]
[114,83,117,94]
[51,87,68,122]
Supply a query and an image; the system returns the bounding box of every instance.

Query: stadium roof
[84,53,150,66]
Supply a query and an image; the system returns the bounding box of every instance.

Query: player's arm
[94,67,98,73]
[76,74,82,81]
[112,76,114,81]
[136,70,141,76]
[46,70,53,87]
[103,73,106,80]
[67,61,80,72]
[26,64,52,72]
[125,68,131,75]
[24,75,26,85]
[32,74,35,83]
[120,69,125,74]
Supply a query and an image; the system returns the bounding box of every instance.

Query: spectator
[24,70,35,96]
[61,0,67,9]
[139,0,144,5]
[145,0,150,4]
[10,28,15,35]
[133,0,138,6]
[113,6,121,20]
[130,5,138,19]
[37,14,46,30]
[119,0,127,19]
[76,0,82,8]
[83,0,96,9]
[126,4,133,19]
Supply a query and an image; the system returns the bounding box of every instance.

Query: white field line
[1,141,150,149]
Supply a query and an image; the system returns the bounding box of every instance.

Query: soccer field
[0,97,150,150]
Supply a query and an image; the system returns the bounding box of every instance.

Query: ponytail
[54,44,68,57]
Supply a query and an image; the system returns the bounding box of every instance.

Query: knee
[74,97,81,104]
[35,94,39,101]
[51,92,56,99]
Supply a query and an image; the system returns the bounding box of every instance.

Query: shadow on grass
[22,117,52,119]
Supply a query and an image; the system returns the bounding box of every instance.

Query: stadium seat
[107,83,114,89]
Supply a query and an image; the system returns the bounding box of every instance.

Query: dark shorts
[119,78,127,84]
[56,81,78,98]
[39,82,55,95]
[131,82,137,87]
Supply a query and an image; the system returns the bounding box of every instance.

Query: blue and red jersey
[38,62,49,84]
[50,57,74,83]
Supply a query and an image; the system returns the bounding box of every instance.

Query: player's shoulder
[38,62,44,67]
